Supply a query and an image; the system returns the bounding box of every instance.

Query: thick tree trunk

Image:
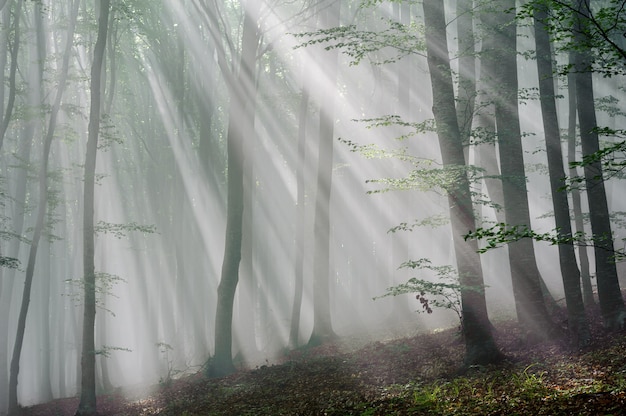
[490,0,554,339]
[76,1,109,414]
[423,0,502,366]
[533,5,589,346]
[572,2,625,329]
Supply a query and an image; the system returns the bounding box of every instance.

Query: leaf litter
[19,305,626,415]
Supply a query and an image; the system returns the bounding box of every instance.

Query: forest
[0,0,625,415]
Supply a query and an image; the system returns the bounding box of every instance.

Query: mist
[0,0,625,413]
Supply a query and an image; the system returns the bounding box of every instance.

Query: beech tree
[308,0,341,347]
[532,2,590,345]
[76,1,110,414]
[209,0,262,377]
[571,1,625,330]
[485,0,556,339]
[422,0,503,365]
[7,1,79,414]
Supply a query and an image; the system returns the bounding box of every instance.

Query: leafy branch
[94,220,157,239]
[294,20,425,66]
[375,258,484,325]
[65,272,127,316]
[95,345,132,358]
[464,223,626,260]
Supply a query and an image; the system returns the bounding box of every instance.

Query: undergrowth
[20,313,626,416]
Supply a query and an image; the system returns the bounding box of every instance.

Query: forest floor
[19,305,626,416]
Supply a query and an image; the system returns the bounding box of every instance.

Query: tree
[566,67,594,306]
[486,0,555,339]
[210,0,261,377]
[289,81,309,348]
[0,0,22,149]
[76,1,110,414]
[532,2,590,346]
[308,0,341,347]
[571,0,625,330]
[455,0,476,151]
[423,0,503,365]
[7,1,79,413]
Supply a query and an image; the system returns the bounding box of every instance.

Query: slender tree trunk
[533,5,589,346]
[7,0,78,412]
[308,0,341,347]
[490,0,554,339]
[567,65,594,306]
[0,0,21,149]
[423,0,503,366]
[0,2,10,135]
[474,6,504,225]
[76,1,109,414]
[456,0,475,157]
[572,0,625,330]
[289,85,309,348]
[0,3,19,412]
[210,0,260,377]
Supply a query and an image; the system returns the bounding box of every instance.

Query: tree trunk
[572,1,625,330]
[308,0,341,347]
[76,1,109,414]
[567,64,594,307]
[0,0,21,150]
[7,0,78,412]
[423,0,503,366]
[474,5,505,226]
[289,85,309,348]
[490,0,554,339]
[210,0,260,377]
[456,0,476,158]
[533,4,589,346]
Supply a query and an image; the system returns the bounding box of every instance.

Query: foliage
[94,220,157,239]
[95,345,132,359]
[294,19,425,66]
[567,131,626,186]
[388,214,451,232]
[0,255,19,269]
[465,222,626,261]
[374,258,484,324]
[65,272,127,316]
[519,0,626,77]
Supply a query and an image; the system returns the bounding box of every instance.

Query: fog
[0,0,624,412]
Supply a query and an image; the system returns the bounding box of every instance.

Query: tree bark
[308,0,341,347]
[76,1,109,414]
[533,4,589,346]
[456,0,476,157]
[572,0,625,330]
[0,0,21,150]
[289,85,309,348]
[210,0,260,377]
[567,63,594,307]
[423,0,503,365]
[7,0,78,412]
[490,0,554,339]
